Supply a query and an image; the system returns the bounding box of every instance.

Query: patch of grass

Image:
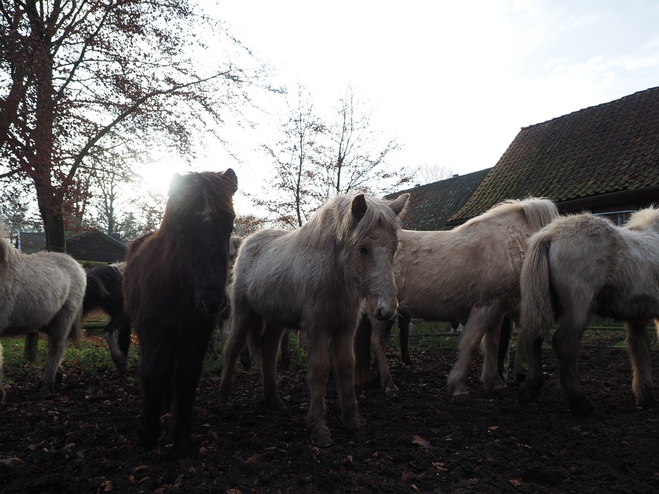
[1,334,141,380]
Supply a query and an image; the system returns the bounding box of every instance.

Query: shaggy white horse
[519,208,659,414]
[354,198,559,399]
[0,222,86,404]
[219,193,409,447]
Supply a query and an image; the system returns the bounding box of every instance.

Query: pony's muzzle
[196,288,228,315]
[374,305,397,321]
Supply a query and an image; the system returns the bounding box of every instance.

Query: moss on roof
[449,86,659,223]
[386,168,492,230]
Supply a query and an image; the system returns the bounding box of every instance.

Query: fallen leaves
[411,434,432,449]
[509,477,523,487]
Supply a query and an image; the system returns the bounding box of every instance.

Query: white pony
[0,221,86,403]
[519,208,659,414]
[219,193,409,447]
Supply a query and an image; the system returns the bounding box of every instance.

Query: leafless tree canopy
[0,0,264,249]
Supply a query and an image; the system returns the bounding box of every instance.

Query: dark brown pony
[123,170,237,458]
[83,262,131,375]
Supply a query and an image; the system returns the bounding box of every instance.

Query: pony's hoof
[174,441,195,460]
[518,390,536,406]
[452,392,469,403]
[344,414,366,432]
[137,426,160,450]
[262,395,287,410]
[384,385,400,399]
[39,387,56,400]
[637,394,657,409]
[569,397,595,416]
[313,434,334,448]
[490,386,509,398]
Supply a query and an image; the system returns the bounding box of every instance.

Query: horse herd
[1,168,659,459]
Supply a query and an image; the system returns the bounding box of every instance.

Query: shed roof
[449,86,659,223]
[386,168,492,230]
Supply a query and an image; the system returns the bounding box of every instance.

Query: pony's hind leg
[218,309,259,406]
[260,323,287,408]
[103,312,131,375]
[625,319,656,409]
[371,317,398,397]
[398,311,412,365]
[552,318,594,415]
[518,333,545,405]
[480,312,507,394]
[41,314,73,395]
[447,304,494,400]
[0,341,5,405]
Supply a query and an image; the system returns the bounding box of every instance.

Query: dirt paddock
[1,345,658,493]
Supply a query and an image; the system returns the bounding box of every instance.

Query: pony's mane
[302,194,401,246]
[164,171,237,223]
[624,206,659,232]
[460,197,556,231]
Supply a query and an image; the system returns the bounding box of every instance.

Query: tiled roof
[386,168,492,230]
[449,86,659,223]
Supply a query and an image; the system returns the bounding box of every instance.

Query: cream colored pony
[219,193,409,447]
[0,222,86,404]
[354,198,559,399]
[519,208,659,414]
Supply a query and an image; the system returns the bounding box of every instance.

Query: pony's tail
[520,234,555,348]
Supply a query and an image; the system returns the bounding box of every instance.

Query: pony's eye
[359,246,369,255]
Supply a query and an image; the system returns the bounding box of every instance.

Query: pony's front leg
[447,306,489,400]
[333,325,365,434]
[138,336,175,450]
[171,324,214,459]
[371,317,398,397]
[260,323,287,408]
[305,329,333,447]
[625,319,657,408]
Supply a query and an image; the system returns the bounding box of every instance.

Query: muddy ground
[1,342,659,493]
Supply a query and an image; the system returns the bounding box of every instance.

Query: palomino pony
[519,208,659,414]
[123,170,237,458]
[353,198,559,399]
[0,221,86,404]
[83,262,132,375]
[219,192,409,447]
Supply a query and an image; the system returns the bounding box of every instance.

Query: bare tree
[257,84,326,228]
[0,0,264,252]
[412,162,454,185]
[258,85,413,227]
[321,86,411,197]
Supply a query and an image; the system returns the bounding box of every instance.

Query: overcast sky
[146,0,659,214]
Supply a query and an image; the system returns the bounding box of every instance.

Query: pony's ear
[169,173,184,196]
[351,194,368,222]
[389,193,409,217]
[223,168,238,195]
